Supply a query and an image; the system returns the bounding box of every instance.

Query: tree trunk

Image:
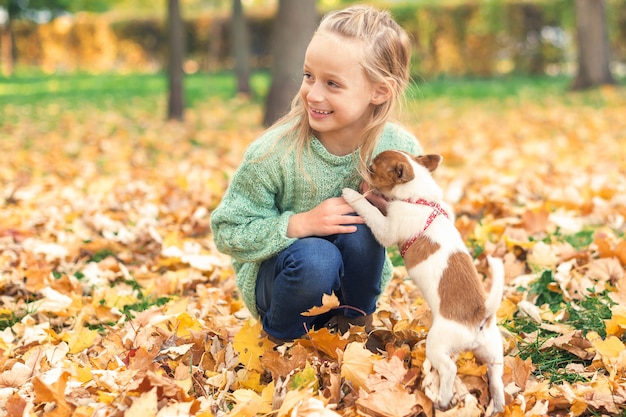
[167,0,185,121]
[232,0,251,96]
[571,0,616,90]
[0,24,13,76]
[263,0,317,127]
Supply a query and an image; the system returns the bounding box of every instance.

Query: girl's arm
[210,161,296,263]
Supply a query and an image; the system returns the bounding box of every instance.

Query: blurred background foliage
[1,0,625,79]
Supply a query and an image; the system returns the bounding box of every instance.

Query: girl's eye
[303,72,312,80]
[327,81,339,88]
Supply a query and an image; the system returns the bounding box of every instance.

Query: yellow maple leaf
[237,368,264,392]
[173,311,203,337]
[301,292,340,316]
[587,331,626,372]
[261,381,275,405]
[457,352,487,377]
[340,342,378,392]
[496,297,518,321]
[66,326,100,354]
[233,319,273,373]
[73,363,93,384]
[604,304,626,338]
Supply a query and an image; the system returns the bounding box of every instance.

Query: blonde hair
[271,5,412,179]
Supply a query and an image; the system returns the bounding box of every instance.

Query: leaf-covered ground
[1,87,625,417]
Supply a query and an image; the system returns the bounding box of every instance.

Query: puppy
[342,150,505,413]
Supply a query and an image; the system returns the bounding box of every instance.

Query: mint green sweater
[210,122,422,317]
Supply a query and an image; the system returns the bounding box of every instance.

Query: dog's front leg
[426,332,457,410]
[342,188,397,247]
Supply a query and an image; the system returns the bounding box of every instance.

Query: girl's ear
[371,79,393,105]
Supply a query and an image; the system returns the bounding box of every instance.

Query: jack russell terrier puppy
[342,150,505,414]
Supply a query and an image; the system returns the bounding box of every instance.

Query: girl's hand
[287,197,364,238]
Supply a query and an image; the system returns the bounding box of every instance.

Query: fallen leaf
[233,319,273,373]
[125,387,158,417]
[340,342,377,392]
[301,292,341,317]
[604,304,626,338]
[299,327,347,359]
[261,343,308,380]
[356,384,417,417]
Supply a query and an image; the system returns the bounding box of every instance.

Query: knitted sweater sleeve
[210,149,296,263]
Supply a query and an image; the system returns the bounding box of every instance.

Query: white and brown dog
[342,150,505,413]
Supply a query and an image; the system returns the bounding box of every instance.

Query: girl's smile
[309,107,333,119]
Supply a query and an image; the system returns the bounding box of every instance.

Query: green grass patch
[0,310,23,331]
[504,267,616,385]
[121,295,171,319]
[410,74,572,102]
[529,269,565,312]
[566,293,615,338]
[517,334,592,385]
[3,71,621,118]
[0,70,269,117]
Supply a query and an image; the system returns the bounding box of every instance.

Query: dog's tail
[484,255,505,319]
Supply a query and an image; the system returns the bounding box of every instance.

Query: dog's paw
[342,188,362,204]
[421,359,440,404]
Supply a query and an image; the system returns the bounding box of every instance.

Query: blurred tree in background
[231,0,251,96]
[263,0,317,126]
[167,0,185,120]
[572,0,616,89]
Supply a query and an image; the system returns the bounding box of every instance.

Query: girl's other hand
[287,197,364,238]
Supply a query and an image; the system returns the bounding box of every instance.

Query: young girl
[210,5,422,343]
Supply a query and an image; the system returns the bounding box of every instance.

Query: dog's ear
[414,154,443,172]
[393,161,415,182]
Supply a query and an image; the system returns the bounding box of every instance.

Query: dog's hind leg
[486,359,505,414]
[474,327,505,414]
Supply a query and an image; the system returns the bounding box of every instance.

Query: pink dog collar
[399,199,449,258]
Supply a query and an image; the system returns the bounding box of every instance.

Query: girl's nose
[306,82,323,102]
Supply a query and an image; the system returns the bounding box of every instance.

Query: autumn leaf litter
[1,90,625,417]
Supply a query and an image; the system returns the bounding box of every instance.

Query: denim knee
[256,238,343,340]
[334,223,385,316]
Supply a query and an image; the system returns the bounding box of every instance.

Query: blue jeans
[255,223,385,341]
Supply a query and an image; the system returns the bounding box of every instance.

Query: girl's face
[299,32,387,155]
